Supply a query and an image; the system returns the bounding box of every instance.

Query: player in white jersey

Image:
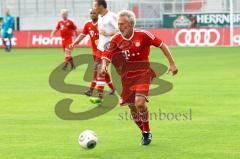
[94,1,118,51]
[88,0,117,104]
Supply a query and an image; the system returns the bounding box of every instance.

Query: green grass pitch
[0,47,240,159]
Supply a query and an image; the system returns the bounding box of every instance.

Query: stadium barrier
[0,28,239,48]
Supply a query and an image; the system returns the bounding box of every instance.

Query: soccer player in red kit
[51,9,77,70]
[70,9,115,100]
[101,10,178,145]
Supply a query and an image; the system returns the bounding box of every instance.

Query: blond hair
[117,10,136,26]
[60,9,68,14]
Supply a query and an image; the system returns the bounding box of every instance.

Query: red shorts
[62,38,73,51]
[119,69,156,106]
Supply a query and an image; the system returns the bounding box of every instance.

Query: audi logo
[233,35,240,45]
[175,29,221,47]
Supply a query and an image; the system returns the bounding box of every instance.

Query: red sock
[97,85,104,99]
[90,70,98,91]
[130,110,143,131]
[90,81,97,91]
[68,57,74,67]
[64,57,68,65]
[105,72,114,90]
[139,107,150,132]
[65,48,73,66]
[96,74,105,99]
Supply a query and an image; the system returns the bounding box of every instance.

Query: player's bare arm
[74,30,78,38]
[50,29,58,38]
[160,43,178,75]
[70,34,86,49]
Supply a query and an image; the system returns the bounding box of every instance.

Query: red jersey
[102,29,163,78]
[81,21,99,52]
[56,19,77,40]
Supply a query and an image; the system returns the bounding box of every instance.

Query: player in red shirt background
[50,9,77,70]
[70,9,115,101]
[101,10,178,145]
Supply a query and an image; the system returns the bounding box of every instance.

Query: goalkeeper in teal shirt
[1,9,14,52]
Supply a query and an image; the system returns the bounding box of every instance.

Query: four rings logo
[234,35,240,45]
[175,29,221,47]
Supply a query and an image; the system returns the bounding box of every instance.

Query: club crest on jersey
[134,41,140,47]
[89,30,94,37]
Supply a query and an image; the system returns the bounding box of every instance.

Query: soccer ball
[78,130,98,149]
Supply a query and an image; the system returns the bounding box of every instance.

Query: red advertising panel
[0,30,92,48]
[0,28,239,48]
